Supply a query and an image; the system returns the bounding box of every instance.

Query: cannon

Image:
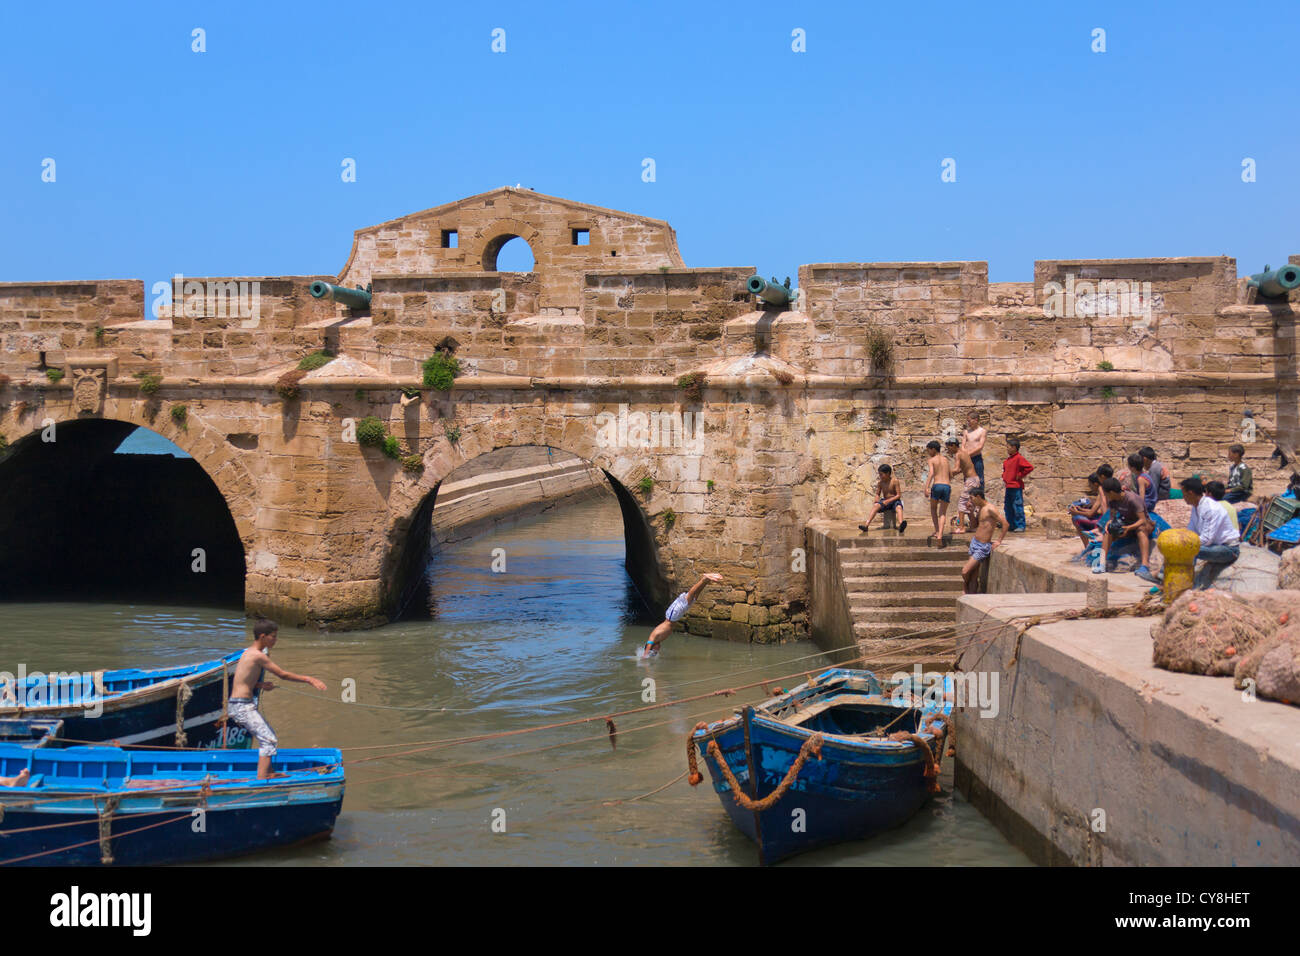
[747,274,794,307]
[310,280,372,310]
[1248,264,1300,299]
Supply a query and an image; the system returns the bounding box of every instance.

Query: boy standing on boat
[961,487,1007,594]
[642,573,724,657]
[230,619,327,779]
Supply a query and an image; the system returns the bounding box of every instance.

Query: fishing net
[1255,634,1300,705]
[1151,590,1278,677]
[1278,548,1300,590]
[1232,621,1300,691]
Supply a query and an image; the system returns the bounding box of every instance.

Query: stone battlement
[1,191,1297,636]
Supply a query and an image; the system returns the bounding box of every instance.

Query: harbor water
[0,494,1029,866]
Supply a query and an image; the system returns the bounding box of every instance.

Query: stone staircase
[806,519,977,668]
[836,530,971,660]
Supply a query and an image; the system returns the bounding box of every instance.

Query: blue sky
[2,0,1296,293]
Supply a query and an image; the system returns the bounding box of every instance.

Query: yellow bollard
[1157,528,1200,604]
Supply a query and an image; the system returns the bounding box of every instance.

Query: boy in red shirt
[1002,437,1034,532]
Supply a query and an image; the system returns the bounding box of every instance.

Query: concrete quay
[952,588,1300,866]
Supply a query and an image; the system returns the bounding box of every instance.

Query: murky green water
[0,495,1029,866]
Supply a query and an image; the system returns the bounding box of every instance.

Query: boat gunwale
[0,651,241,718]
[691,669,952,754]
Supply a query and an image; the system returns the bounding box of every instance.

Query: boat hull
[0,800,343,866]
[0,746,344,866]
[693,669,950,864]
[700,718,935,863]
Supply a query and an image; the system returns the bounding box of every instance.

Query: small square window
[441,229,458,249]
[572,228,590,246]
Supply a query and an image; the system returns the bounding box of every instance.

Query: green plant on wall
[381,435,402,459]
[638,476,654,495]
[422,351,460,391]
[401,453,424,473]
[356,416,386,447]
[444,423,461,444]
[93,325,105,345]
[661,508,677,530]
[1097,360,1114,371]
[45,368,64,383]
[1102,386,1116,400]
[706,479,715,492]
[136,372,162,395]
[297,349,335,371]
[170,404,188,429]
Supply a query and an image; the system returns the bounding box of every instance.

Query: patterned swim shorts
[968,538,993,562]
[957,475,982,514]
[228,698,277,757]
[665,592,690,622]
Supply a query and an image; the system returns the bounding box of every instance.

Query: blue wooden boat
[691,668,953,864]
[0,743,344,865]
[0,652,256,750]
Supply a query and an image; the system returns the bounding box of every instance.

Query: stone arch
[379,420,670,622]
[0,402,253,605]
[465,218,543,273]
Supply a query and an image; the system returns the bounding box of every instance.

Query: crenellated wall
[1,189,1297,639]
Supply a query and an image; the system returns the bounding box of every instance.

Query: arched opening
[0,420,246,607]
[482,234,535,273]
[386,445,668,623]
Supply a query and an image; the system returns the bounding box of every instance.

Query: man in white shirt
[1182,476,1240,590]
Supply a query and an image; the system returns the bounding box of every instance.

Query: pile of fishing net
[1151,590,1300,704]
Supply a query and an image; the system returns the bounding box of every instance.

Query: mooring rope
[701,734,824,812]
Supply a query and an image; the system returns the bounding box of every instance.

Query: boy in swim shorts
[229,619,327,779]
[924,440,953,541]
[948,438,980,533]
[643,573,724,657]
[858,463,907,536]
[962,487,1006,594]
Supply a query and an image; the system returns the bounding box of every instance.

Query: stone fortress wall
[1,188,1296,639]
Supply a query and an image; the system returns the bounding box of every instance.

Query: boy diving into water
[642,573,724,658]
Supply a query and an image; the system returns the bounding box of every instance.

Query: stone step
[840,560,970,576]
[838,549,970,564]
[843,576,965,593]
[853,621,956,640]
[846,591,959,608]
[852,636,958,673]
[851,606,958,623]
[837,534,972,551]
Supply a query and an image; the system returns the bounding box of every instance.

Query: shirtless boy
[948,438,980,533]
[859,463,907,536]
[963,412,987,488]
[924,440,953,540]
[962,487,1006,593]
[229,619,327,780]
[642,572,724,657]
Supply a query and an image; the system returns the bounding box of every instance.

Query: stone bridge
[1,188,1297,641]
